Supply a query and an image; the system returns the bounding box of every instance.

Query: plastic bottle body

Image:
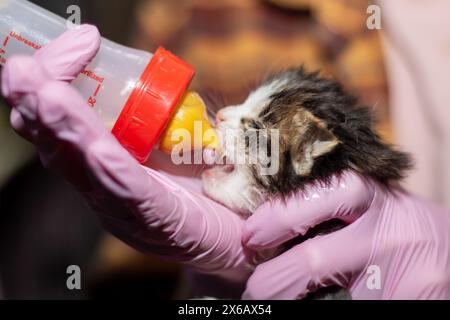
[0,0,153,129]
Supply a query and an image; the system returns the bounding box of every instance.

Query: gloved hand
[1,25,253,282]
[242,171,450,299]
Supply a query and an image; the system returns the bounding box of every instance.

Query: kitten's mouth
[204,126,237,173]
[212,154,236,171]
[203,162,235,179]
[218,162,235,173]
[203,150,236,177]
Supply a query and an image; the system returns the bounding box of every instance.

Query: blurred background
[0,0,449,299]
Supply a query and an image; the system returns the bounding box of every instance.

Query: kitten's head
[203,67,412,215]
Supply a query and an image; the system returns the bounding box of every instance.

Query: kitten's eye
[241,118,262,130]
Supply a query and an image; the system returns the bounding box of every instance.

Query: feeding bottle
[0,0,219,163]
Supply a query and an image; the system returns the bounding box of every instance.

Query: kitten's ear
[291,120,340,176]
[310,139,340,158]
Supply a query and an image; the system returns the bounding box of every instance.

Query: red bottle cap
[111,47,195,163]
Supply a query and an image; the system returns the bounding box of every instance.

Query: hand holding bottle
[2,25,253,282]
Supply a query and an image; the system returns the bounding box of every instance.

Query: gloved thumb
[34,24,101,82]
[243,221,372,300]
[243,172,375,250]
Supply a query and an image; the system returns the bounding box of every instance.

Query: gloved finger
[242,221,371,300]
[243,171,376,250]
[34,24,101,82]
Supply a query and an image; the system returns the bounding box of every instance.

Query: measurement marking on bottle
[81,69,105,83]
[0,36,8,64]
[9,31,41,50]
[93,84,101,97]
[3,36,9,47]
[1,30,106,108]
[88,96,97,107]
[84,75,104,107]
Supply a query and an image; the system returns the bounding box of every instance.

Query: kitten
[201,67,412,299]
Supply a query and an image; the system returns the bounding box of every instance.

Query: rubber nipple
[159,91,219,154]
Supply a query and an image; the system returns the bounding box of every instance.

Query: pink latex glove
[242,172,450,299]
[1,25,253,282]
